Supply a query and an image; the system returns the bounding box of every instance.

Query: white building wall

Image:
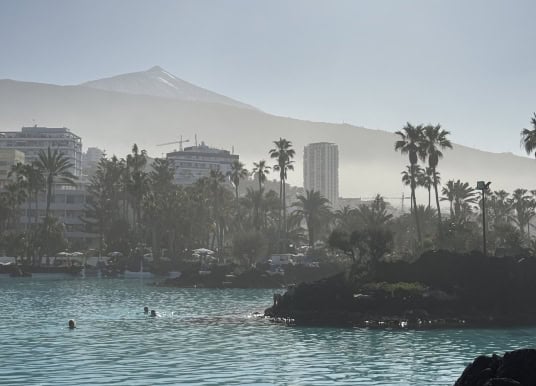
[303,142,339,206]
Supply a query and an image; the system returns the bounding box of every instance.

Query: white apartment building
[0,126,82,176]
[166,141,239,185]
[303,142,339,206]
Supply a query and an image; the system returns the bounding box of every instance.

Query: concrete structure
[17,180,99,247]
[0,149,25,188]
[83,147,104,167]
[0,126,97,246]
[0,126,82,176]
[303,142,339,206]
[166,141,238,185]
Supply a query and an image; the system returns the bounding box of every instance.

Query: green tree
[357,194,393,228]
[251,160,271,230]
[126,144,149,233]
[36,147,77,220]
[441,180,478,222]
[36,147,77,257]
[395,123,425,244]
[228,160,249,219]
[293,189,331,248]
[521,113,536,157]
[422,124,452,223]
[269,138,295,246]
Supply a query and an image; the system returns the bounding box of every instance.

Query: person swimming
[144,306,149,314]
[150,310,157,317]
[68,319,76,329]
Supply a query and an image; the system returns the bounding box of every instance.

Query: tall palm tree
[252,160,271,230]
[521,113,536,157]
[252,160,271,192]
[269,138,295,241]
[422,124,452,224]
[401,164,423,212]
[395,123,425,243]
[36,147,77,220]
[418,167,434,209]
[126,144,149,232]
[36,147,77,258]
[293,189,331,248]
[228,160,249,206]
[509,188,534,238]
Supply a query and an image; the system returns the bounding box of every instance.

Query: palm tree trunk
[283,179,287,251]
[433,171,442,222]
[410,171,422,244]
[428,187,431,209]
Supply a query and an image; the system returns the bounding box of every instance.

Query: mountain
[81,66,256,110]
[0,69,535,201]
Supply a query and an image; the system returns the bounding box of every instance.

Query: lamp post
[477,181,491,256]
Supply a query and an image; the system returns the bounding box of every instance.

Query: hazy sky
[1,0,535,156]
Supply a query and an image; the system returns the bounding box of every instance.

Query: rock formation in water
[265,250,536,327]
[455,349,536,386]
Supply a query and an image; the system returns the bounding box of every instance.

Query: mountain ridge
[80,66,257,111]
[0,72,535,198]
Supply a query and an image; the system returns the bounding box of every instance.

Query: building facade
[0,126,82,176]
[0,149,25,189]
[303,142,339,206]
[166,141,239,185]
[0,126,98,247]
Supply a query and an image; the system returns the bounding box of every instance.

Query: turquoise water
[0,279,535,385]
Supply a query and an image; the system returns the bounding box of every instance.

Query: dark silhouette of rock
[455,349,536,386]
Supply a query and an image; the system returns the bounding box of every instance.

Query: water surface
[0,278,534,385]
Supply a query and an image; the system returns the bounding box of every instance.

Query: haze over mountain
[0,66,535,202]
[81,66,256,110]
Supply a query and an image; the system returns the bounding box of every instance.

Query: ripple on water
[1,278,536,385]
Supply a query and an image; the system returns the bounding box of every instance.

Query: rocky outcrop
[265,251,536,327]
[455,349,536,386]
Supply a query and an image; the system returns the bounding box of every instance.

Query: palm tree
[269,138,295,242]
[36,147,77,258]
[357,194,393,228]
[509,188,534,239]
[422,124,452,223]
[228,160,249,207]
[293,189,331,248]
[252,160,271,192]
[418,167,434,209]
[252,160,271,230]
[401,164,423,212]
[334,205,359,230]
[441,180,456,217]
[441,180,478,222]
[36,147,77,220]
[126,144,149,233]
[520,113,536,157]
[395,123,425,243]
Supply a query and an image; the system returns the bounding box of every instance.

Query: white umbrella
[71,252,84,257]
[109,251,123,257]
[193,248,214,255]
[57,251,71,257]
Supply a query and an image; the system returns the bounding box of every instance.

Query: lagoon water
[1,279,535,386]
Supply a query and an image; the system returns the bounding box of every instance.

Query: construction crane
[156,136,190,151]
[361,193,411,212]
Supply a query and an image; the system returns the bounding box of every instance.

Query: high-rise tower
[303,142,339,206]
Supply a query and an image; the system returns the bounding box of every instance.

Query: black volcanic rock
[265,251,536,327]
[455,349,536,386]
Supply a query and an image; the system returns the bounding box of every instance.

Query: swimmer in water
[68,319,76,329]
[144,306,149,314]
[150,310,157,317]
